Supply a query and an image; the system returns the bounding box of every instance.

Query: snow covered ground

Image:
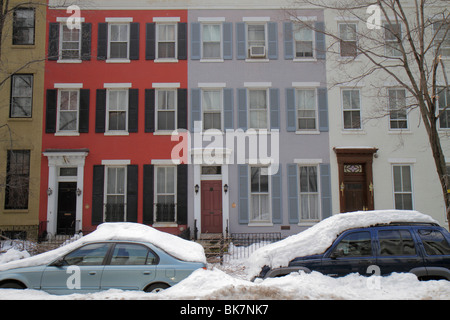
[0,212,449,300]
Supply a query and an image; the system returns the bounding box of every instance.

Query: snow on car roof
[245,210,437,279]
[0,223,206,271]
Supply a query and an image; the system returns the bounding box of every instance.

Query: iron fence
[226,232,282,260]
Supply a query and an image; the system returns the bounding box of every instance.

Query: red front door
[201,180,223,233]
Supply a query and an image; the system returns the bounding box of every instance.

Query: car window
[64,243,110,266]
[110,243,157,265]
[418,229,450,256]
[332,231,372,257]
[378,229,416,256]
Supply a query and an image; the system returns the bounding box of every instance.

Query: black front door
[57,182,77,235]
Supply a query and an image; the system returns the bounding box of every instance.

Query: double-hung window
[339,23,357,57]
[294,24,314,58]
[299,165,320,222]
[393,165,413,210]
[105,167,126,222]
[157,24,176,59]
[388,88,407,129]
[107,89,128,132]
[58,90,79,132]
[248,89,268,129]
[155,166,176,223]
[202,89,222,130]
[60,25,81,60]
[13,8,35,45]
[385,23,402,57]
[5,150,30,210]
[434,21,450,57]
[109,24,129,59]
[156,90,176,131]
[342,89,361,129]
[247,24,266,59]
[297,89,317,130]
[250,167,270,223]
[202,24,221,59]
[438,87,450,129]
[10,74,33,118]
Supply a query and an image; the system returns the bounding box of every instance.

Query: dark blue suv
[259,223,450,280]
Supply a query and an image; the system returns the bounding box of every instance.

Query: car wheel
[0,281,26,289]
[145,283,170,293]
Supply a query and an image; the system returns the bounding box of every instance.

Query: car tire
[145,283,170,293]
[0,281,26,289]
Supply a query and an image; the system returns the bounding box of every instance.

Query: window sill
[388,129,412,134]
[104,131,129,136]
[57,59,82,64]
[295,130,321,135]
[106,59,131,63]
[154,130,177,135]
[248,222,273,227]
[11,44,36,49]
[55,132,80,136]
[154,58,179,63]
[8,117,33,122]
[245,58,269,63]
[341,129,366,135]
[293,58,317,62]
[153,222,178,228]
[298,221,319,227]
[3,209,29,214]
[200,58,224,63]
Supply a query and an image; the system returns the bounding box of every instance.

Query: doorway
[201,180,223,233]
[57,182,77,235]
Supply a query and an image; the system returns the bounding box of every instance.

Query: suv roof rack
[374,222,439,227]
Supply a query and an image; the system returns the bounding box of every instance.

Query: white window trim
[54,83,83,89]
[338,22,358,58]
[105,88,129,134]
[200,22,223,60]
[295,88,320,133]
[201,88,223,132]
[384,22,403,58]
[341,88,363,131]
[387,87,409,131]
[248,166,272,226]
[297,164,322,225]
[292,22,316,60]
[247,88,270,131]
[391,163,415,210]
[155,23,178,62]
[103,165,127,223]
[245,22,268,61]
[56,89,80,135]
[105,17,133,23]
[155,88,177,133]
[153,165,178,226]
[57,23,82,62]
[107,22,130,62]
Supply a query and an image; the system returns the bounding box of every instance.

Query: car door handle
[143,271,151,275]
[89,271,97,275]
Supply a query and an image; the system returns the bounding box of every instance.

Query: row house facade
[0,0,46,240]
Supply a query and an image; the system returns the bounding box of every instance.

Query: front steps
[197,233,230,263]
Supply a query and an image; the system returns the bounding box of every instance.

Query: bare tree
[288,0,450,227]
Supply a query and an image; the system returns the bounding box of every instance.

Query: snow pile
[0,223,206,271]
[245,210,437,278]
[0,249,30,265]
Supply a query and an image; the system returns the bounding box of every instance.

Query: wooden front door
[342,164,368,212]
[201,180,223,233]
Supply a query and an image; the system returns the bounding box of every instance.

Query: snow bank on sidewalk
[245,210,437,278]
[0,223,206,272]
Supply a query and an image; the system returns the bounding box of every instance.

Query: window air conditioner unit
[249,46,266,58]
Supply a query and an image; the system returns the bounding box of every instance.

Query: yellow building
[0,0,46,240]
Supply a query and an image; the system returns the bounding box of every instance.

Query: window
[109,24,129,59]
[10,74,33,118]
[157,24,176,59]
[58,90,79,132]
[339,23,357,57]
[202,24,221,59]
[5,150,30,210]
[110,243,158,265]
[342,89,361,129]
[434,21,450,57]
[418,229,450,256]
[332,231,372,257]
[299,166,319,221]
[297,89,317,130]
[393,165,413,210]
[13,8,35,45]
[156,90,176,131]
[105,167,126,222]
[247,24,266,58]
[60,24,81,60]
[64,243,111,266]
[249,89,268,129]
[379,230,416,256]
[203,89,222,130]
[250,167,270,223]
[438,87,450,129]
[385,23,402,57]
[155,166,176,223]
[294,24,314,58]
[388,88,407,129]
[107,90,128,132]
